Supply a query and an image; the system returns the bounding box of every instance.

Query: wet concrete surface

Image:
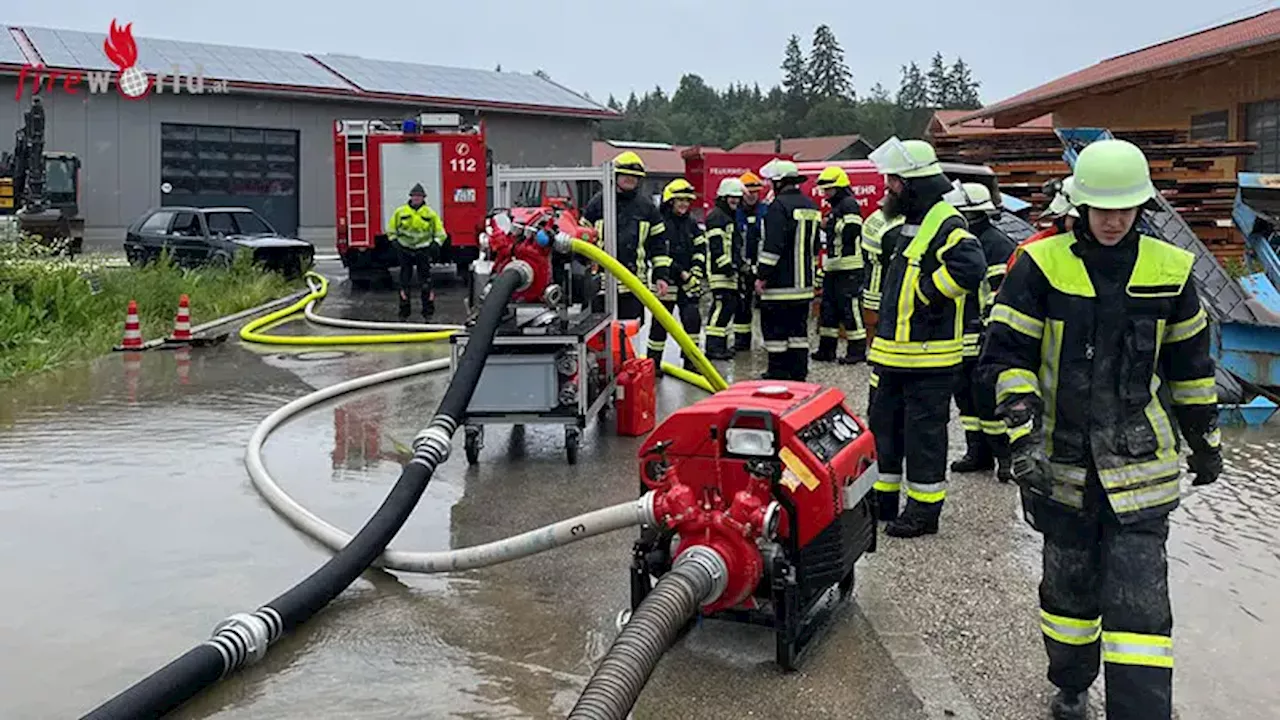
[0,259,1275,719]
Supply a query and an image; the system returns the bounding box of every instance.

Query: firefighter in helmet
[734,171,769,352]
[755,160,820,381]
[388,182,447,320]
[812,166,868,365]
[1008,176,1080,274]
[581,151,671,321]
[941,181,1017,481]
[866,137,986,538]
[648,178,706,369]
[704,177,747,359]
[979,139,1221,720]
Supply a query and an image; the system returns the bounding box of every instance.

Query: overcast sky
[7,0,1279,107]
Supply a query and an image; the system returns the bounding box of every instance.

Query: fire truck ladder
[1056,127,1262,325]
[340,121,371,244]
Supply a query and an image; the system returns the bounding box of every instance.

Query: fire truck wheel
[565,427,580,465]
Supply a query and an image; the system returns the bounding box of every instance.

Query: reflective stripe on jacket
[981,232,1219,521]
[861,209,905,312]
[869,201,986,370]
[757,188,821,301]
[960,217,1018,357]
[823,191,865,272]
[581,190,671,293]
[388,203,447,249]
[705,204,742,291]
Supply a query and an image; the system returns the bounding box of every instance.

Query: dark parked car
[124,206,314,278]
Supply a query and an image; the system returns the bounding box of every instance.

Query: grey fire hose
[568,547,728,720]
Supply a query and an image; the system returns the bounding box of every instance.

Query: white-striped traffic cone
[169,294,193,343]
[114,299,144,351]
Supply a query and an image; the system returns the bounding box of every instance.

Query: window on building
[1190,110,1229,142]
[1244,100,1280,173]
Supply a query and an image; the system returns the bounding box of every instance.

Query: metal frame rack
[453,163,619,464]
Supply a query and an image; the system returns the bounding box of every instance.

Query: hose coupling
[412,416,456,467]
[674,545,729,606]
[553,231,575,254]
[638,491,658,527]
[506,259,535,292]
[208,611,272,676]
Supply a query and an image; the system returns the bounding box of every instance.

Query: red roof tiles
[729,134,866,161]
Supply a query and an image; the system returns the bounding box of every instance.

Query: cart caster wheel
[565,428,580,465]
[464,426,483,465]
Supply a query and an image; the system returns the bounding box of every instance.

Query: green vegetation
[0,238,297,382]
[598,24,983,148]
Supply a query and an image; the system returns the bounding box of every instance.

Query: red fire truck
[334,114,488,286]
[683,147,793,217]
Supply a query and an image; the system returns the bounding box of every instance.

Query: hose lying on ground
[568,547,727,720]
[80,267,527,720]
[301,275,463,333]
[659,362,716,394]
[239,272,458,346]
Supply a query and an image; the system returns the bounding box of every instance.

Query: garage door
[160,123,300,236]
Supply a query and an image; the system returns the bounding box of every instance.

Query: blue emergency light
[402,118,418,134]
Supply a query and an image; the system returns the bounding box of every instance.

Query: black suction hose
[568,548,725,720]
[81,267,527,720]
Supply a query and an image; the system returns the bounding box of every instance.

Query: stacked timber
[934,128,1257,267]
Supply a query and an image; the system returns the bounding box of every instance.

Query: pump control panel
[797,406,863,463]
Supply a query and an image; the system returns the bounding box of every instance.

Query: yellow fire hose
[659,362,716,393]
[240,250,728,393]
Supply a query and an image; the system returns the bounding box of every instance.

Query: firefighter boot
[704,335,733,361]
[874,489,899,522]
[811,336,837,362]
[838,341,866,365]
[950,432,995,473]
[421,289,436,321]
[398,292,412,320]
[1050,690,1088,720]
[885,499,941,538]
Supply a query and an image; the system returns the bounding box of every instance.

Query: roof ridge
[1103,7,1279,62]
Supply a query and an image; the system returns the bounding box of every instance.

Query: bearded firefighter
[812,166,868,365]
[979,139,1221,720]
[866,137,986,538]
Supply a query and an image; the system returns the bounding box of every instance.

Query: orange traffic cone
[114,299,144,351]
[169,294,193,343]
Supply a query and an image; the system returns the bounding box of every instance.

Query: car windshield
[232,212,274,235]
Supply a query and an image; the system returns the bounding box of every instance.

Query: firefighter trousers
[1036,483,1173,719]
[734,272,755,351]
[953,356,1008,462]
[705,289,738,356]
[759,299,810,381]
[646,291,701,370]
[396,243,437,315]
[816,270,866,359]
[868,369,953,515]
[617,292,644,321]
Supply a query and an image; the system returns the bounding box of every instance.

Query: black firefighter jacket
[869,200,987,371]
[660,205,707,299]
[757,187,821,302]
[961,214,1018,358]
[582,189,671,290]
[705,201,743,292]
[978,229,1220,522]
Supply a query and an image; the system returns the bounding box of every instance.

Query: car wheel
[210,251,233,268]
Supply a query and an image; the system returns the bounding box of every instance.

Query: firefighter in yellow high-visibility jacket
[387,182,447,320]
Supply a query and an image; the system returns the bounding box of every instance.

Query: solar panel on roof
[0,30,27,65]
[312,54,603,111]
[22,26,351,89]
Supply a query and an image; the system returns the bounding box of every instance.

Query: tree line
[594,24,983,151]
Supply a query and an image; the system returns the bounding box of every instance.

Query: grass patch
[1,238,300,383]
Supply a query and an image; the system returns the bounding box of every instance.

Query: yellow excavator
[0,97,84,255]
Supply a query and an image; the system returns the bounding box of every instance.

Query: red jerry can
[616,357,657,436]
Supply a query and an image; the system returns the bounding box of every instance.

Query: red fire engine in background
[683,147,794,218]
[334,114,488,287]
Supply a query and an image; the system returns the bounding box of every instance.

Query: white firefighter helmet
[943,181,997,213]
[717,178,745,197]
[1041,176,1081,219]
[869,136,943,178]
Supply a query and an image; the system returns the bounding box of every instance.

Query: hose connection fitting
[674,545,729,606]
[206,608,279,677]
[412,415,458,468]
[506,259,535,293]
[552,231,576,255]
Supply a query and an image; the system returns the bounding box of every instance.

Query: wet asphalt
[0,258,1276,719]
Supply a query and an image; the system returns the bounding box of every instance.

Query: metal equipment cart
[453,164,621,465]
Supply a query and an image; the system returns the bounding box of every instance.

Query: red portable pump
[632,381,879,669]
[479,207,596,306]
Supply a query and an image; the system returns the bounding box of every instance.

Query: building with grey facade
[0,24,614,252]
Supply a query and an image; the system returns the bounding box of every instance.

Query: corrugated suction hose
[568,548,725,720]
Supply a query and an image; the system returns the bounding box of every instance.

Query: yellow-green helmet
[1068,140,1155,210]
[613,150,647,177]
[816,166,850,189]
[662,178,697,203]
[869,136,942,178]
